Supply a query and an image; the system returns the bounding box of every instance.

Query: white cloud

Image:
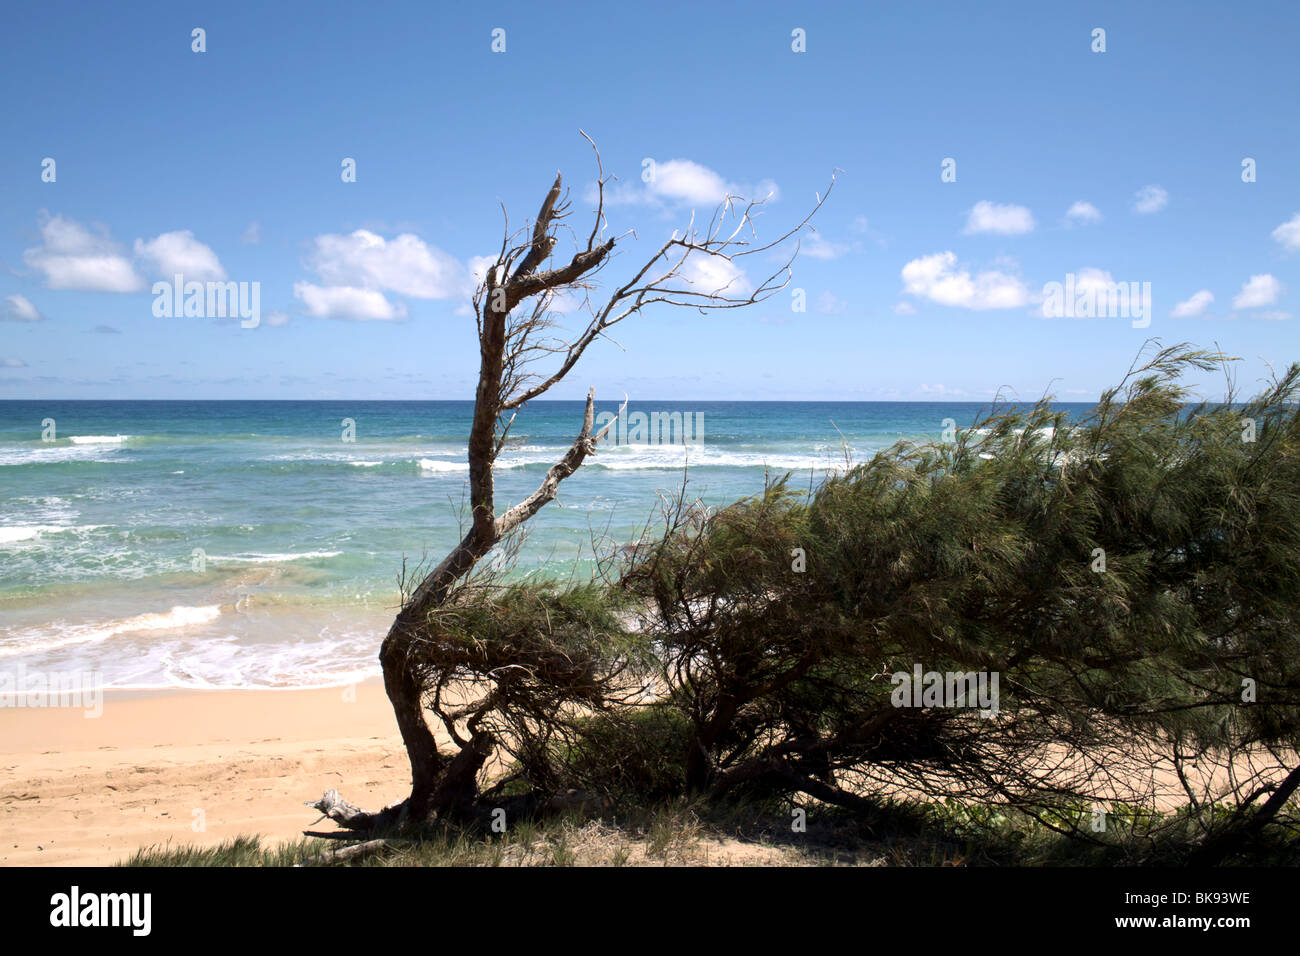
[304,230,467,300]
[893,301,917,315]
[1038,267,1121,318]
[134,230,227,281]
[1232,274,1282,309]
[23,216,232,291]
[467,255,499,287]
[901,251,1030,310]
[816,290,847,314]
[674,252,752,297]
[264,310,290,327]
[1133,185,1168,215]
[293,282,407,321]
[241,222,261,244]
[1271,213,1300,252]
[1256,310,1291,321]
[605,159,778,209]
[844,215,888,249]
[4,294,45,322]
[650,159,731,205]
[294,229,473,320]
[801,232,853,260]
[1064,201,1102,226]
[1073,266,1114,295]
[1171,289,1214,318]
[963,201,1035,236]
[1,358,27,368]
[23,215,143,292]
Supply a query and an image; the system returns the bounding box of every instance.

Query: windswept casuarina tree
[312,135,833,828]
[611,344,1300,863]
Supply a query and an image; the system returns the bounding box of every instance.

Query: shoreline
[0,679,408,866]
[95,679,385,701]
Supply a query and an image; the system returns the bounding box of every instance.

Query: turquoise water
[0,400,1091,689]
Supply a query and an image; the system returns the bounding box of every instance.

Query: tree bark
[380,529,490,810]
[294,838,398,867]
[311,148,830,832]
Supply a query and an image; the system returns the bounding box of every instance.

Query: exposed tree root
[307,789,407,833]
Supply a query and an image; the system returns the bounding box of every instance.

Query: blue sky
[1,0,1297,401]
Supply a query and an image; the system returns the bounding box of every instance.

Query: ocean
[0,400,1092,690]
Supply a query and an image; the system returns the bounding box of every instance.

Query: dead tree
[315,134,832,830]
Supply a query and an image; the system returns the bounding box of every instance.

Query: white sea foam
[68,435,130,444]
[585,446,842,472]
[262,452,344,462]
[0,524,102,546]
[262,451,396,463]
[418,458,468,473]
[156,638,380,690]
[0,445,127,466]
[348,461,383,467]
[0,525,64,544]
[414,446,847,474]
[61,612,387,690]
[0,604,223,658]
[207,551,343,563]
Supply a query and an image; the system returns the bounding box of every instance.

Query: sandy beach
[0,680,409,866]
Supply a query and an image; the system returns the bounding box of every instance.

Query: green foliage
[403,344,1300,863]
[602,344,1300,860]
[556,705,693,803]
[417,580,644,691]
[408,577,651,797]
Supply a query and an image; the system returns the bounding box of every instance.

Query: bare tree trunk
[426,731,495,817]
[686,695,739,792]
[380,531,486,813]
[311,136,832,830]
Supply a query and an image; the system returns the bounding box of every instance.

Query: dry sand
[0,680,815,868]
[0,679,409,866]
[7,680,1280,867]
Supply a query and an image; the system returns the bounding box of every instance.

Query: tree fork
[309,135,830,831]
